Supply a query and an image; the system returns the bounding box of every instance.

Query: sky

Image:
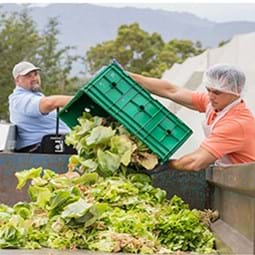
[2,0,255,23]
[99,2,255,23]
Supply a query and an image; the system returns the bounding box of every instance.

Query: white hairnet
[202,64,245,96]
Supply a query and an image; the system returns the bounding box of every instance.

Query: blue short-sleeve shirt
[9,87,70,149]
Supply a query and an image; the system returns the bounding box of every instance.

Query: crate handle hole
[112,82,117,87]
[166,130,172,135]
[139,105,145,111]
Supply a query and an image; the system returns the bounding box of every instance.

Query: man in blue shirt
[9,61,73,152]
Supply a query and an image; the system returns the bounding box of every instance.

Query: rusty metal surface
[0,152,69,205]
[206,163,255,253]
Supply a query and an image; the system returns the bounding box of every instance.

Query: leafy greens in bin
[65,112,159,175]
[0,112,216,253]
[1,168,215,253]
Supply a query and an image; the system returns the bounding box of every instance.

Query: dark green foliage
[86,23,205,78]
[0,8,80,120]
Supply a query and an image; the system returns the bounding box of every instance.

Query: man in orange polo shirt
[130,64,255,171]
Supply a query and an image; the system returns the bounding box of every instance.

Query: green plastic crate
[59,63,192,162]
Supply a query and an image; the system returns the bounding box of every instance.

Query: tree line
[0,8,205,121]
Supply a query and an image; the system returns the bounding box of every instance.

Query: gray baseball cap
[12,61,41,79]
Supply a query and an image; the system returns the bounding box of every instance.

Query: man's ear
[15,76,21,84]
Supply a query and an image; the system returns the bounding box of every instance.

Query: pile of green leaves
[65,112,159,175]
[0,113,216,253]
[0,168,215,253]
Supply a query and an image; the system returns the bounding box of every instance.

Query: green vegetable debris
[0,113,216,253]
[65,113,159,173]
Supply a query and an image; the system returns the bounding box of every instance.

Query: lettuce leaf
[86,126,115,146]
[15,167,42,190]
[97,149,120,176]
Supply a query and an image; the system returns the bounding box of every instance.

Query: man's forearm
[39,95,73,114]
[129,72,177,98]
[129,72,195,109]
[168,148,217,171]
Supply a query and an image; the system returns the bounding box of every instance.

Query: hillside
[2,3,255,75]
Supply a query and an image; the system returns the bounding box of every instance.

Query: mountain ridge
[2,3,255,75]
